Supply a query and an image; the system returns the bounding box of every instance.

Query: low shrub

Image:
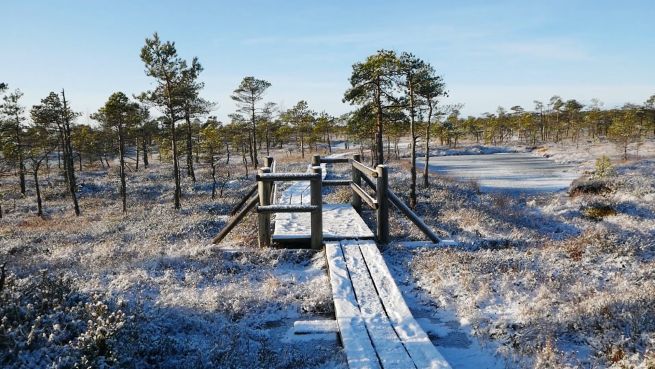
[0,271,127,368]
[569,178,612,197]
[581,202,617,221]
[593,155,614,178]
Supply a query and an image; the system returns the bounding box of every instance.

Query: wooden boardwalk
[273,163,374,242]
[271,157,451,368]
[326,240,452,369]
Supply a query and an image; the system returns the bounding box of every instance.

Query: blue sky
[2,0,654,121]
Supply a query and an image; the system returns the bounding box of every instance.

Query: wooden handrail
[351,154,362,213]
[230,184,257,215]
[323,179,351,186]
[361,173,377,191]
[320,157,350,164]
[213,195,259,244]
[352,160,378,178]
[387,189,440,243]
[257,204,319,213]
[350,183,378,209]
[257,172,321,182]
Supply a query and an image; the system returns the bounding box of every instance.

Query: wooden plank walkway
[274,157,451,368]
[326,240,452,369]
[273,163,374,241]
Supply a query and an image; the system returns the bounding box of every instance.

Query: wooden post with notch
[257,167,272,247]
[310,165,323,250]
[376,164,389,244]
[265,156,275,204]
[312,154,321,167]
[351,154,362,213]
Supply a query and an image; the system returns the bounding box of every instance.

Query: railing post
[310,165,323,250]
[265,156,275,204]
[257,167,272,247]
[351,154,362,213]
[376,165,389,244]
[312,154,321,167]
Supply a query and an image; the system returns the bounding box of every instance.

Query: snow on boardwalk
[273,163,374,241]
[326,240,452,369]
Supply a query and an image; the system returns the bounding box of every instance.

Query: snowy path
[273,162,374,241]
[327,240,452,369]
[273,156,453,368]
[418,152,579,193]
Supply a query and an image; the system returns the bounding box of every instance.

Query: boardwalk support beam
[212,195,259,244]
[387,190,441,243]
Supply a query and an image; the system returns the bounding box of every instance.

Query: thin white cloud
[492,39,592,61]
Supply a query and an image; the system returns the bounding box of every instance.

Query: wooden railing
[256,165,323,249]
[214,154,441,247]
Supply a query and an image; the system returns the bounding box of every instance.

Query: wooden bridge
[213,154,452,369]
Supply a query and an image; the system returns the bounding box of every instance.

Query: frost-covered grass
[4,145,654,368]
[384,157,655,368]
[0,157,343,369]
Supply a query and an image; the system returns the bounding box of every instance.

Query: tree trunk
[241,146,249,177]
[423,100,433,187]
[185,113,196,182]
[210,149,216,200]
[375,78,384,165]
[135,138,140,171]
[408,76,417,209]
[248,132,255,166]
[34,163,43,217]
[251,101,259,168]
[326,127,332,154]
[142,135,148,168]
[119,125,127,213]
[61,90,80,216]
[265,121,270,156]
[15,117,26,196]
[171,126,181,209]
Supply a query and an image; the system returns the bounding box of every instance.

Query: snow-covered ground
[0,158,346,368]
[2,141,654,368]
[383,146,655,368]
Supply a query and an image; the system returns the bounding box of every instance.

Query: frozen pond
[417,152,579,193]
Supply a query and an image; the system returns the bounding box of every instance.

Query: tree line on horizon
[1,36,655,218]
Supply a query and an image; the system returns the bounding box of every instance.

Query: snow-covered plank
[273,204,374,240]
[359,241,452,369]
[293,320,338,334]
[277,163,327,205]
[341,240,415,369]
[325,241,381,369]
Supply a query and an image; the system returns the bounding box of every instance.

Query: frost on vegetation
[0,271,127,368]
[0,161,342,368]
[388,158,655,368]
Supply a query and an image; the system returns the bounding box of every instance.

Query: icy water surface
[418,152,579,193]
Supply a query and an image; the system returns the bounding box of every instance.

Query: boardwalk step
[292,320,339,334]
[327,240,452,369]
